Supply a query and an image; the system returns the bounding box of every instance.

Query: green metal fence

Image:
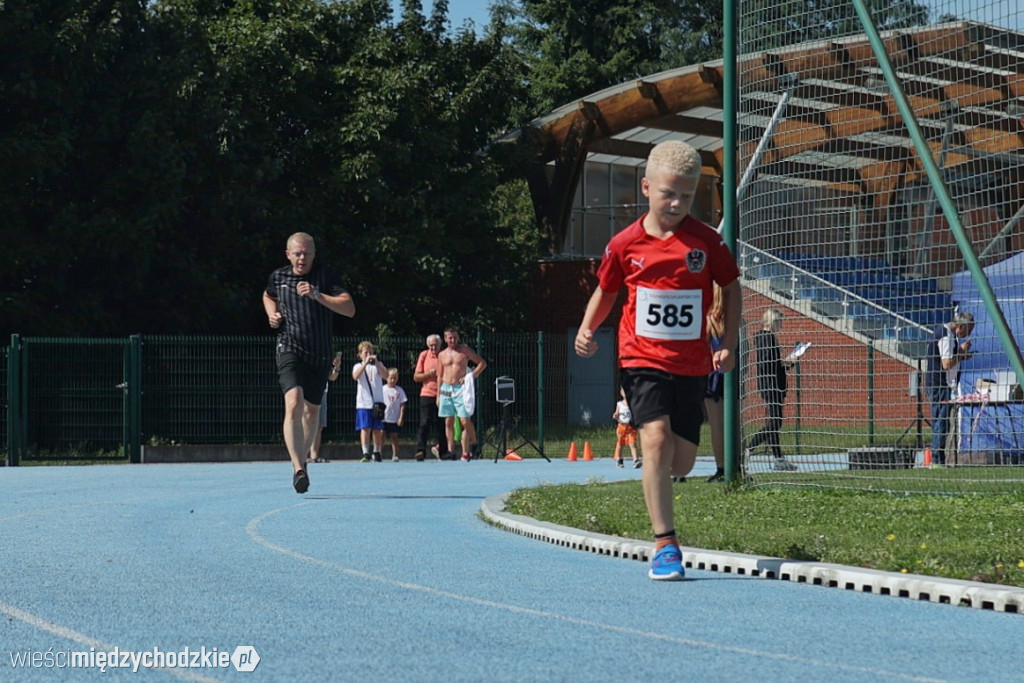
[4,333,570,464]
[2,342,8,461]
[5,336,130,464]
[6,333,1022,495]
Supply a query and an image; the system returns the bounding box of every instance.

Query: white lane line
[246,505,945,682]
[0,601,224,683]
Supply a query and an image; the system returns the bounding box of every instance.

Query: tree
[498,0,930,115]
[494,0,723,114]
[0,0,167,335]
[1,0,538,337]
[165,0,538,334]
[741,0,930,52]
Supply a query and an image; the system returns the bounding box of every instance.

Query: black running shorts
[277,351,330,406]
[619,367,706,445]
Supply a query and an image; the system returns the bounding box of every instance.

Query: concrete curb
[481,493,1024,614]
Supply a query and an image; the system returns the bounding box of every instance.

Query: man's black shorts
[277,351,329,405]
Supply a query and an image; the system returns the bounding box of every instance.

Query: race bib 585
[635,287,702,341]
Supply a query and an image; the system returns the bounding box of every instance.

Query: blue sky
[390,2,1021,32]
[389,0,492,31]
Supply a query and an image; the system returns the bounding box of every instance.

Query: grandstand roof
[501,20,1024,251]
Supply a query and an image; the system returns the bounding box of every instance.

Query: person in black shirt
[745,308,797,471]
[263,232,354,493]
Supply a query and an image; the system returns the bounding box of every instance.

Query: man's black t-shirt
[265,264,346,367]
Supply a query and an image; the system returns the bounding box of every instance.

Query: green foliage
[1,0,166,333]
[500,0,931,116]
[1,0,535,337]
[496,0,724,114]
[1,0,944,339]
[741,0,931,52]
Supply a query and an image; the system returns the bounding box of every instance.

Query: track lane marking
[0,601,222,682]
[246,504,945,682]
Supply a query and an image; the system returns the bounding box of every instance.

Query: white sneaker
[392,455,400,462]
[773,457,798,472]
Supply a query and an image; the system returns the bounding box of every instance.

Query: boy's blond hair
[645,140,702,181]
[357,340,374,355]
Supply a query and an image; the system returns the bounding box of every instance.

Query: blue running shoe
[648,543,684,581]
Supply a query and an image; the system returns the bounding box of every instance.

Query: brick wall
[742,291,922,428]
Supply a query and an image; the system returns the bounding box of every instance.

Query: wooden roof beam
[765,159,865,186]
[817,136,917,163]
[586,137,722,172]
[636,80,672,116]
[697,64,722,87]
[539,116,594,254]
[578,101,611,137]
[646,113,723,138]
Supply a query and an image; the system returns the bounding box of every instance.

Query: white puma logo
[630,257,646,269]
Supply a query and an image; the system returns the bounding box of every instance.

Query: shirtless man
[437,327,487,460]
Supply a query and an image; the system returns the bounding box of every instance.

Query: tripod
[486,403,549,462]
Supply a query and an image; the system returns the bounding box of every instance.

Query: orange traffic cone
[505,450,522,461]
[922,448,933,467]
[567,443,578,461]
[582,442,594,461]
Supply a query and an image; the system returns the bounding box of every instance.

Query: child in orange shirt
[612,388,640,469]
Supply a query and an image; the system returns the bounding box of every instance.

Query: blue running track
[2,459,1021,681]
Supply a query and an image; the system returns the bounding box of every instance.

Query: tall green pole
[7,335,21,466]
[851,0,1024,385]
[128,335,143,464]
[476,329,483,444]
[722,0,740,484]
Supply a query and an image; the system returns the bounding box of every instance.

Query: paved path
[1,460,1021,681]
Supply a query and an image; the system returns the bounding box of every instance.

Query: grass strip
[504,478,1024,587]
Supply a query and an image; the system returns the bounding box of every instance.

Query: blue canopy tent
[949,252,1024,463]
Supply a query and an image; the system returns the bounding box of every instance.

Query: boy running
[575,140,741,580]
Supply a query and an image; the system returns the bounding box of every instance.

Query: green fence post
[916,359,924,449]
[21,338,30,463]
[19,337,29,465]
[794,363,802,452]
[122,341,129,460]
[476,329,484,443]
[537,331,545,451]
[127,335,143,463]
[7,334,21,466]
[867,342,875,446]
[721,0,739,484]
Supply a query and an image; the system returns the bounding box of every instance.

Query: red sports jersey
[597,214,739,376]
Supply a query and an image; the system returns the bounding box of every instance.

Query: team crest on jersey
[687,249,707,273]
